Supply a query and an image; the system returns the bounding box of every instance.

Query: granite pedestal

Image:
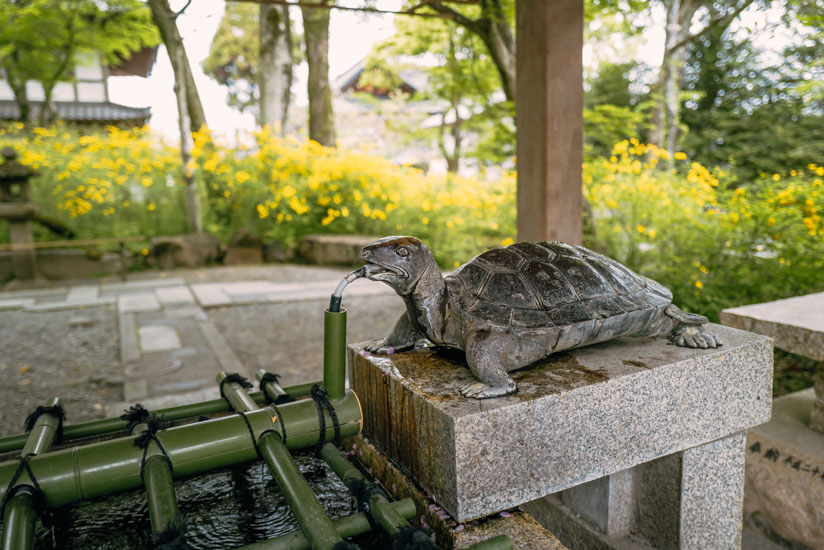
[349,324,772,548]
[722,294,824,548]
[722,292,824,431]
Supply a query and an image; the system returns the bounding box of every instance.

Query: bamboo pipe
[1,397,62,550]
[0,394,361,508]
[0,382,320,454]
[319,442,408,536]
[218,373,345,550]
[235,499,416,550]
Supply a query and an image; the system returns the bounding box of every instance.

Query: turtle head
[360,236,436,295]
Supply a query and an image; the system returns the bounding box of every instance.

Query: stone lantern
[0,147,40,279]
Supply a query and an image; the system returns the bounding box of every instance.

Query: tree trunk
[301,3,335,146]
[5,69,31,125]
[259,3,293,134]
[428,0,515,101]
[147,0,207,133]
[174,69,203,234]
[652,0,701,162]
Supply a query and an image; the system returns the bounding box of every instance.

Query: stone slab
[117,292,160,313]
[341,434,566,550]
[350,324,772,522]
[138,324,182,353]
[100,277,186,295]
[0,298,34,310]
[24,297,115,311]
[299,234,381,265]
[196,320,246,375]
[190,283,233,307]
[721,292,824,360]
[524,433,747,550]
[743,388,824,550]
[154,285,195,306]
[66,285,99,302]
[118,312,140,363]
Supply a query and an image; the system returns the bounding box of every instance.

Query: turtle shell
[446,242,672,329]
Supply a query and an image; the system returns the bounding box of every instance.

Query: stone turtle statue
[360,236,721,399]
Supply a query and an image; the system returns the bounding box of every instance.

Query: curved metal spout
[328,267,365,312]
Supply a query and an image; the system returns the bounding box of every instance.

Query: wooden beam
[515,0,583,245]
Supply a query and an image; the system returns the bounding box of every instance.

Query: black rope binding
[153,526,193,549]
[391,526,439,550]
[24,404,67,443]
[259,372,293,444]
[0,453,54,527]
[133,414,174,482]
[310,384,341,457]
[259,372,297,405]
[345,478,389,530]
[236,411,262,458]
[219,373,253,406]
[120,404,151,435]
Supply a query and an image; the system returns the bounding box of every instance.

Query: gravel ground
[0,306,121,438]
[209,294,406,387]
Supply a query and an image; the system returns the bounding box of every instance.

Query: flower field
[1,124,822,320]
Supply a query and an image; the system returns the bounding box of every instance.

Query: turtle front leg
[365,312,424,354]
[459,330,521,399]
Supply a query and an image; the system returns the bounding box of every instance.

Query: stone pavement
[0,268,403,416]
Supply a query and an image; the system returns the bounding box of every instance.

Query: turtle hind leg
[665,304,722,349]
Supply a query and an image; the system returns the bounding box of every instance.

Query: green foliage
[0,124,186,243]
[203,3,260,112]
[585,140,824,321]
[0,0,158,119]
[681,24,824,182]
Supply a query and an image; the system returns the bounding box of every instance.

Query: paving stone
[190,284,233,307]
[117,292,160,313]
[196,320,245,374]
[24,297,115,311]
[350,324,772,522]
[100,277,186,295]
[138,324,182,353]
[66,285,99,303]
[154,285,195,306]
[104,387,222,417]
[118,312,140,363]
[0,298,34,310]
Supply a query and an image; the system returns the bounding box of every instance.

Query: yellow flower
[674,152,687,160]
[147,202,156,211]
[141,248,149,256]
[772,173,781,181]
[501,237,515,247]
[817,167,824,177]
[767,218,776,226]
[695,281,704,289]
[636,225,646,233]
[236,170,251,184]
[256,204,269,219]
[141,177,152,187]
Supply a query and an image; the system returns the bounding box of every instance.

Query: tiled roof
[0,101,151,123]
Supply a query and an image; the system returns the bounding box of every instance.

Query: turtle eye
[396,247,409,257]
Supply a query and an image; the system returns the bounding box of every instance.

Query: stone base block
[341,434,566,550]
[525,432,747,550]
[744,388,824,550]
[349,324,772,522]
[298,234,380,265]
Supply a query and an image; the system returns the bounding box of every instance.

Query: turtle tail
[665,304,708,326]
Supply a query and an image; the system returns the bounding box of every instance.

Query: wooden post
[515,0,583,244]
